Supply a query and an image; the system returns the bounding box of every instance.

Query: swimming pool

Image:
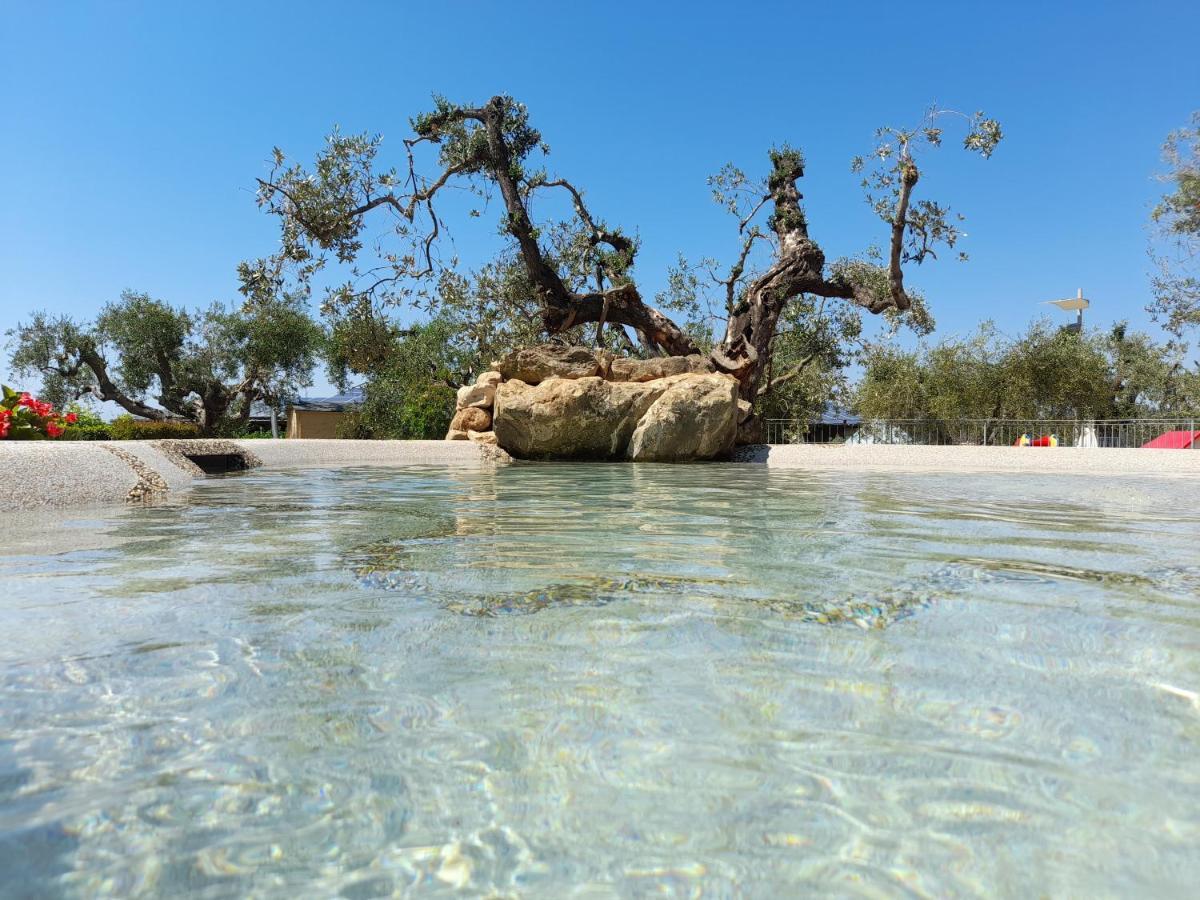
[3,463,1199,896]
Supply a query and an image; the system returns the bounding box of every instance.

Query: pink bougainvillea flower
[65,412,78,424]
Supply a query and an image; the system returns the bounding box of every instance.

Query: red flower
[1,390,69,438]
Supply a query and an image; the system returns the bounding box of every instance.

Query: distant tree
[8,289,324,434]
[1102,322,1190,416]
[853,345,927,421]
[1148,112,1200,337]
[252,95,999,422]
[331,315,463,439]
[855,319,1194,422]
[756,291,932,422]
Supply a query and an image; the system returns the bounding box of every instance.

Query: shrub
[334,410,373,439]
[61,423,112,441]
[60,404,111,440]
[110,414,202,440]
[355,378,455,439]
[215,418,278,439]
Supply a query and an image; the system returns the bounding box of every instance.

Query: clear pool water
[3,463,1200,897]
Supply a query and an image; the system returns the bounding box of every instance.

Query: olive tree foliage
[333,315,464,440]
[253,95,1000,409]
[1148,112,1200,337]
[856,319,1197,421]
[8,290,324,433]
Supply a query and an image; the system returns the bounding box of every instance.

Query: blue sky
[2,0,1197,399]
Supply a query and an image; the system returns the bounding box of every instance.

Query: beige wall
[286,409,345,439]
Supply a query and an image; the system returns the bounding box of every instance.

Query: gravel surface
[1,443,142,510]
[735,443,1200,476]
[0,439,506,510]
[237,438,507,468]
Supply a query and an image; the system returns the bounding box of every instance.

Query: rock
[736,414,763,446]
[457,382,495,410]
[493,376,664,459]
[491,372,739,461]
[495,345,601,384]
[445,429,469,441]
[467,429,498,446]
[450,407,492,433]
[627,374,739,461]
[594,349,615,379]
[733,400,761,444]
[609,354,714,383]
[476,370,503,387]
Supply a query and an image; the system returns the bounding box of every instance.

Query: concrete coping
[0,439,509,511]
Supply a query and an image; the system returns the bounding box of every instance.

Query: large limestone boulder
[493,376,663,459]
[608,354,714,383]
[448,346,743,461]
[495,345,601,385]
[492,372,739,461]
[627,374,739,461]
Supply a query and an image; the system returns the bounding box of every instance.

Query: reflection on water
[2,463,1200,896]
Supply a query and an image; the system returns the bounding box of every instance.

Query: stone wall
[445,345,747,461]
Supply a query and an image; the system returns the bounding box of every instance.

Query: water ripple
[1,464,1199,896]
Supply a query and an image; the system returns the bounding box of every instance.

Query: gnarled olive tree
[254,95,1000,407]
[9,290,323,433]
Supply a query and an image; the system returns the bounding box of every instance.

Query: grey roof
[813,402,861,425]
[248,400,278,421]
[289,385,365,412]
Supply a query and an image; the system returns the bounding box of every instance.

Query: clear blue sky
[2,0,1197,398]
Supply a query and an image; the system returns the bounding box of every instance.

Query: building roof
[288,385,365,413]
[248,400,278,421]
[813,402,861,425]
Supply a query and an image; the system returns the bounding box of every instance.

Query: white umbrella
[1041,288,1090,332]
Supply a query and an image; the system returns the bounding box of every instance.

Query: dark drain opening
[184,453,249,474]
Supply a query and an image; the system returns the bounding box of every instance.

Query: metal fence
[763,418,1200,448]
